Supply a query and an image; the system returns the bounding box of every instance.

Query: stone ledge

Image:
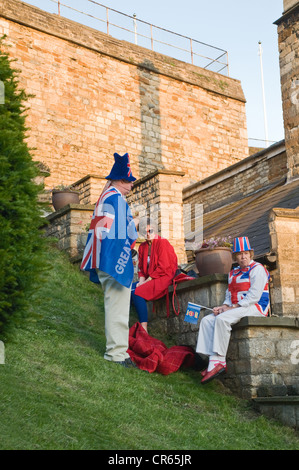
[133,169,185,188]
[46,204,95,222]
[167,274,228,293]
[234,316,299,329]
[274,3,299,25]
[73,174,106,186]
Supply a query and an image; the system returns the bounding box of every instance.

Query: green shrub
[0,37,46,334]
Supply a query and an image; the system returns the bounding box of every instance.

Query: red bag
[166,272,195,317]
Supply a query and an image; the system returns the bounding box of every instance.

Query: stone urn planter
[52,189,80,211]
[194,247,232,276]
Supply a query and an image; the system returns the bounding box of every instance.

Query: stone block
[249,339,276,359]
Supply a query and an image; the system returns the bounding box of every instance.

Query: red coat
[135,236,178,301]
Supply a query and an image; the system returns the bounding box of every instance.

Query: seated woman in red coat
[131,220,178,332]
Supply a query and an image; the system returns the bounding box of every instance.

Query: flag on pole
[184,302,202,324]
[184,302,214,323]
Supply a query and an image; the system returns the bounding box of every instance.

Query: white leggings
[196,305,264,358]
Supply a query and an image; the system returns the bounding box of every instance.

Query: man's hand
[213,304,230,316]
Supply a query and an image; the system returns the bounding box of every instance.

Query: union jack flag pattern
[127,160,132,178]
[227,261,270,316]
[80,186,137,287]
[232,236,252,253]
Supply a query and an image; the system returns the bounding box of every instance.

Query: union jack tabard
[80,186,137,287]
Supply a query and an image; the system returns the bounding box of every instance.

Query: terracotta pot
[52,190,80,211]
[194,247,232,276]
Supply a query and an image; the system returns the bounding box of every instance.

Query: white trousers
[196,305,264,358]
[97,270,131,362]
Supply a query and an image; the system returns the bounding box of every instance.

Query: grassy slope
[0,244,298,450]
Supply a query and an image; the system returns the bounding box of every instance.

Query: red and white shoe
[201,363,226,384]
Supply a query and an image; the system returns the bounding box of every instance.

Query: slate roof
[186,178,299,258]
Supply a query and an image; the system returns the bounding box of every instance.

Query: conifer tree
[0,37,46,334]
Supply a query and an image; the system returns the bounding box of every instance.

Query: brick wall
[73,175,107,206]
[127,169,187,264]
[0,0,248,190]
[183,141,287,212]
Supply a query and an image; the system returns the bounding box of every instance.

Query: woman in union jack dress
[196,236,270,384]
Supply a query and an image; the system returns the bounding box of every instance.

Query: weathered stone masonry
[3,0,299,430]
[275,2,299,180]
[0,0,248,190]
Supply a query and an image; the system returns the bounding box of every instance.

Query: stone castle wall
[183,141,287,212]
[0,0,248,190]
[275,3,299,180]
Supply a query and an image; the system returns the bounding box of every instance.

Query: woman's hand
[137,276,152,287]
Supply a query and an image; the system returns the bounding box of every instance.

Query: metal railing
[45,0,229,76]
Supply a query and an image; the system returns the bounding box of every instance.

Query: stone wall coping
[270,206,299,219]
[133,169,185,188]
[165,278,299,327]
[73,170,186,190]
[234,316,299,329]
[274,3,299,25]
[167,273,228,294]
[46,203,95,222]
[73,174,107,186]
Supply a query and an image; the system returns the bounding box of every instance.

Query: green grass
[0,243,298,450]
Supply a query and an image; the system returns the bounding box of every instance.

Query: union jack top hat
[232,236,253,253]
[105,153,136,182]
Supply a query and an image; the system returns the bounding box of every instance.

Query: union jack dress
[80,186,137,288]
[226,261,270,316]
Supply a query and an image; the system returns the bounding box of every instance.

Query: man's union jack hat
[232,236,253,253]
[105,152,136,182]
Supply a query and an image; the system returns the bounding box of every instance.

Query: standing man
[81,152,138,367]
[196,236,270,384]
